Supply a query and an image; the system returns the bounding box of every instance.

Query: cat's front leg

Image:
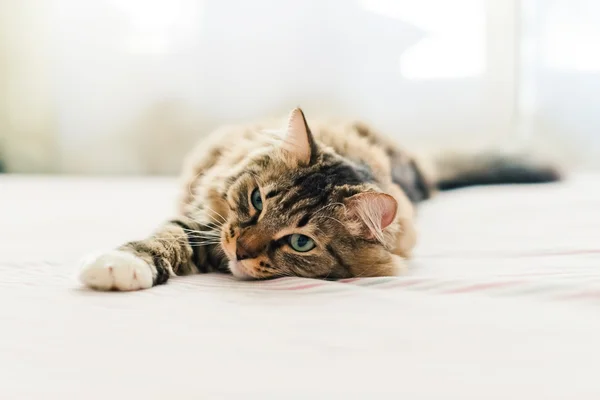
[79,250,156,291]
[79,217,221,291]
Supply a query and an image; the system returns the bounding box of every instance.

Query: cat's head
[220,108,399,279]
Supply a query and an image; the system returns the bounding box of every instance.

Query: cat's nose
[236,231,268,260]
[235,239,253,261]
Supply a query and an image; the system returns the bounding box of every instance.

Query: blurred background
[0,0,598,175]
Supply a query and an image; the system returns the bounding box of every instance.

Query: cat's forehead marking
[265,190,281,201]
[263,184,281,199]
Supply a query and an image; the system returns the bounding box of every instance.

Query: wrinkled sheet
[1,175,600,399]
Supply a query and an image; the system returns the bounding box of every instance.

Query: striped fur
[80,108,560,290]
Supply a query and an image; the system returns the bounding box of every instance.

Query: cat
[79,108,560,291]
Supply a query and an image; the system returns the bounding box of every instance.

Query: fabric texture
[1,175,599,399]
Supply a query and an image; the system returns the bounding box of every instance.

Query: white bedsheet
[1,175,599,399]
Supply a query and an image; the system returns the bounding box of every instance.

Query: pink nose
[236,237,266,260]
[235,240,253,260]
[235,231,268,260]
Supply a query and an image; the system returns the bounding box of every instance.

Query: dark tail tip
[436,155,562,191]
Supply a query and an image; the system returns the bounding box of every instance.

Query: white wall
[3,0,518,174]
[518,0,600,168]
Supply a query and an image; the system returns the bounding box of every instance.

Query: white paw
[79,250,153,291]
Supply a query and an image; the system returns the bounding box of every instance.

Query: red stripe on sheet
[419,248,600,259]
[383,278,429,288]
[514,249,600,257]
[443,280,523,294]
[557,290,600,301]
[269,282,327,291]
[257,277,298,286]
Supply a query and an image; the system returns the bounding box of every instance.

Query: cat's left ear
[281,107,318,165]
[346,192,398,243]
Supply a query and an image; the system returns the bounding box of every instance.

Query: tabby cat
[79,108,560,290]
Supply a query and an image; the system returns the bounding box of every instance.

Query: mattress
[1,174,600,399]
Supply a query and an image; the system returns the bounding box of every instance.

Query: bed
[1,175,599,399]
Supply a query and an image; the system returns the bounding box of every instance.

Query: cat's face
[219,108,399,279]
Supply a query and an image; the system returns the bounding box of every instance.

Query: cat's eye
[250,188,263,211]
[288,234,315,252]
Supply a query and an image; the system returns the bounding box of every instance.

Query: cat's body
[80,109,560,291]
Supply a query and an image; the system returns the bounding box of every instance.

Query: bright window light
[542,1,600,72]
[360,0,486,79]
[110,0,202,54]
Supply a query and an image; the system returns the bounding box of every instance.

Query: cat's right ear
[345,192,398,243]
[281,107,318,165]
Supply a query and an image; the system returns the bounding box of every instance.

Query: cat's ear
[346,192,398,242]
[281,107,318,165]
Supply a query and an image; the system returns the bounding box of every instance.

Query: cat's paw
[79,250,153,291]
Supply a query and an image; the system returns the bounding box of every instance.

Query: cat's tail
[427,151,562,192]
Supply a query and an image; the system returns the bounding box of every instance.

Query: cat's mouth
[227,260,255,280]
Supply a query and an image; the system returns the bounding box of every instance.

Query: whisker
[187,238,222,243]
[179,225,221,234]
[187,218,223,229]
[201,205,227,224]
[187,234,220,239]
[188,241,222,245]
[180,227,220,232]
[313,202,345,216]
[186,168,207,206]
[248,170,262,181]
[157,234,222,246]
[313,215,346,228]
[188,241,222,246]
[183,231,221,238]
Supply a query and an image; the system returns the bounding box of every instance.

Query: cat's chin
[227,260,254,280]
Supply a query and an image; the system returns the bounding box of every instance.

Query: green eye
[288,234,315,252]
[251,188,263,211]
